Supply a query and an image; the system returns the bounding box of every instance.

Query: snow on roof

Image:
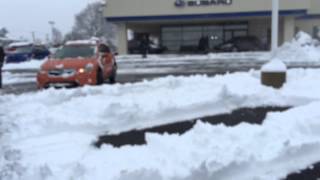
[8,41,33,47]
[65,39,98,46]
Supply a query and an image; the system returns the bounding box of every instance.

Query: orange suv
[37,40,117,89]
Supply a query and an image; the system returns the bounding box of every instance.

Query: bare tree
[65,2,117,49]
[0,28,8,38]
[51,27,63,46]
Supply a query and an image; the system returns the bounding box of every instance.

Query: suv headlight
[78,68,85,73]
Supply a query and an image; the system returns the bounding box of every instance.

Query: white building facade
[104,0,320,54]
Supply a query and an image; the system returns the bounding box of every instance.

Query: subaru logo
[175,0,185,7]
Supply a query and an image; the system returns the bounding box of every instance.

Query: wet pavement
[95,106,290,148]
[285,162,320,180]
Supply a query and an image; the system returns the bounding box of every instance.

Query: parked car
[214,36,265,52]
[5,42,50,63]
[37,40,117,89]
[128,39,167,54]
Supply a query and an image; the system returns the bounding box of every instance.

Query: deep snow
[2,68,320,180]
[1,32,320,180]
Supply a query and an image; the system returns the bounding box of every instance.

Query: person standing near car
[0,45,5,89]
[98,43,117,84]
[140,35,150,58]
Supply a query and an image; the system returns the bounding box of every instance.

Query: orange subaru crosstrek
[37,40,117,89]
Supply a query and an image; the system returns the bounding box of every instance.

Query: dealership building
[104,0,320,54]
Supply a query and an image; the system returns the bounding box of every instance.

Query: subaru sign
[175,0,232,7]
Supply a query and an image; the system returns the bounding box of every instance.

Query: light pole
[271,0,279,53]
[261,0,287,89]
[48,21,55,45]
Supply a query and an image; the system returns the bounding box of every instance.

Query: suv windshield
[53,45,96,59]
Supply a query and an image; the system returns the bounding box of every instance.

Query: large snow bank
[274,31,320,62]
[63,103,320,180]
[2,69,320,179]
[3,69,320,137]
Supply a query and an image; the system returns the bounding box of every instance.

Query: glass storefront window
[234,30,247,37]
[161,23,248,52]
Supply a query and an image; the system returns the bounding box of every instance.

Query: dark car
[214,36,265,52]
[128,39,167,54]
[5,43,50,63]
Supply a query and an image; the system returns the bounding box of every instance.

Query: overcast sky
[0,0,99,41]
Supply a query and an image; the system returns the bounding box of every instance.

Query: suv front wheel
[109,65,117,84]
[96,69,104,85]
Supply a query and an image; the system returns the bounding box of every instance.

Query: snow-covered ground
[1,68,320,180]
[1,32,320,180]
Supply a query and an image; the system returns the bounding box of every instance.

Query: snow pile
[274,32,320,62]
[261,58,287,72]
[2,69,320,179]
[2,70,318,137]
[74,103,320,180]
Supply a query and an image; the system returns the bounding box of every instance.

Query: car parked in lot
[214,36,265,52]
[37,40,117,89]
[128,39,167,54]
[5,42,50,63]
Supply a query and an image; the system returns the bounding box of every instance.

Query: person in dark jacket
[0,45,5,88]
[198,36,209,53]
[140,35,150,58]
